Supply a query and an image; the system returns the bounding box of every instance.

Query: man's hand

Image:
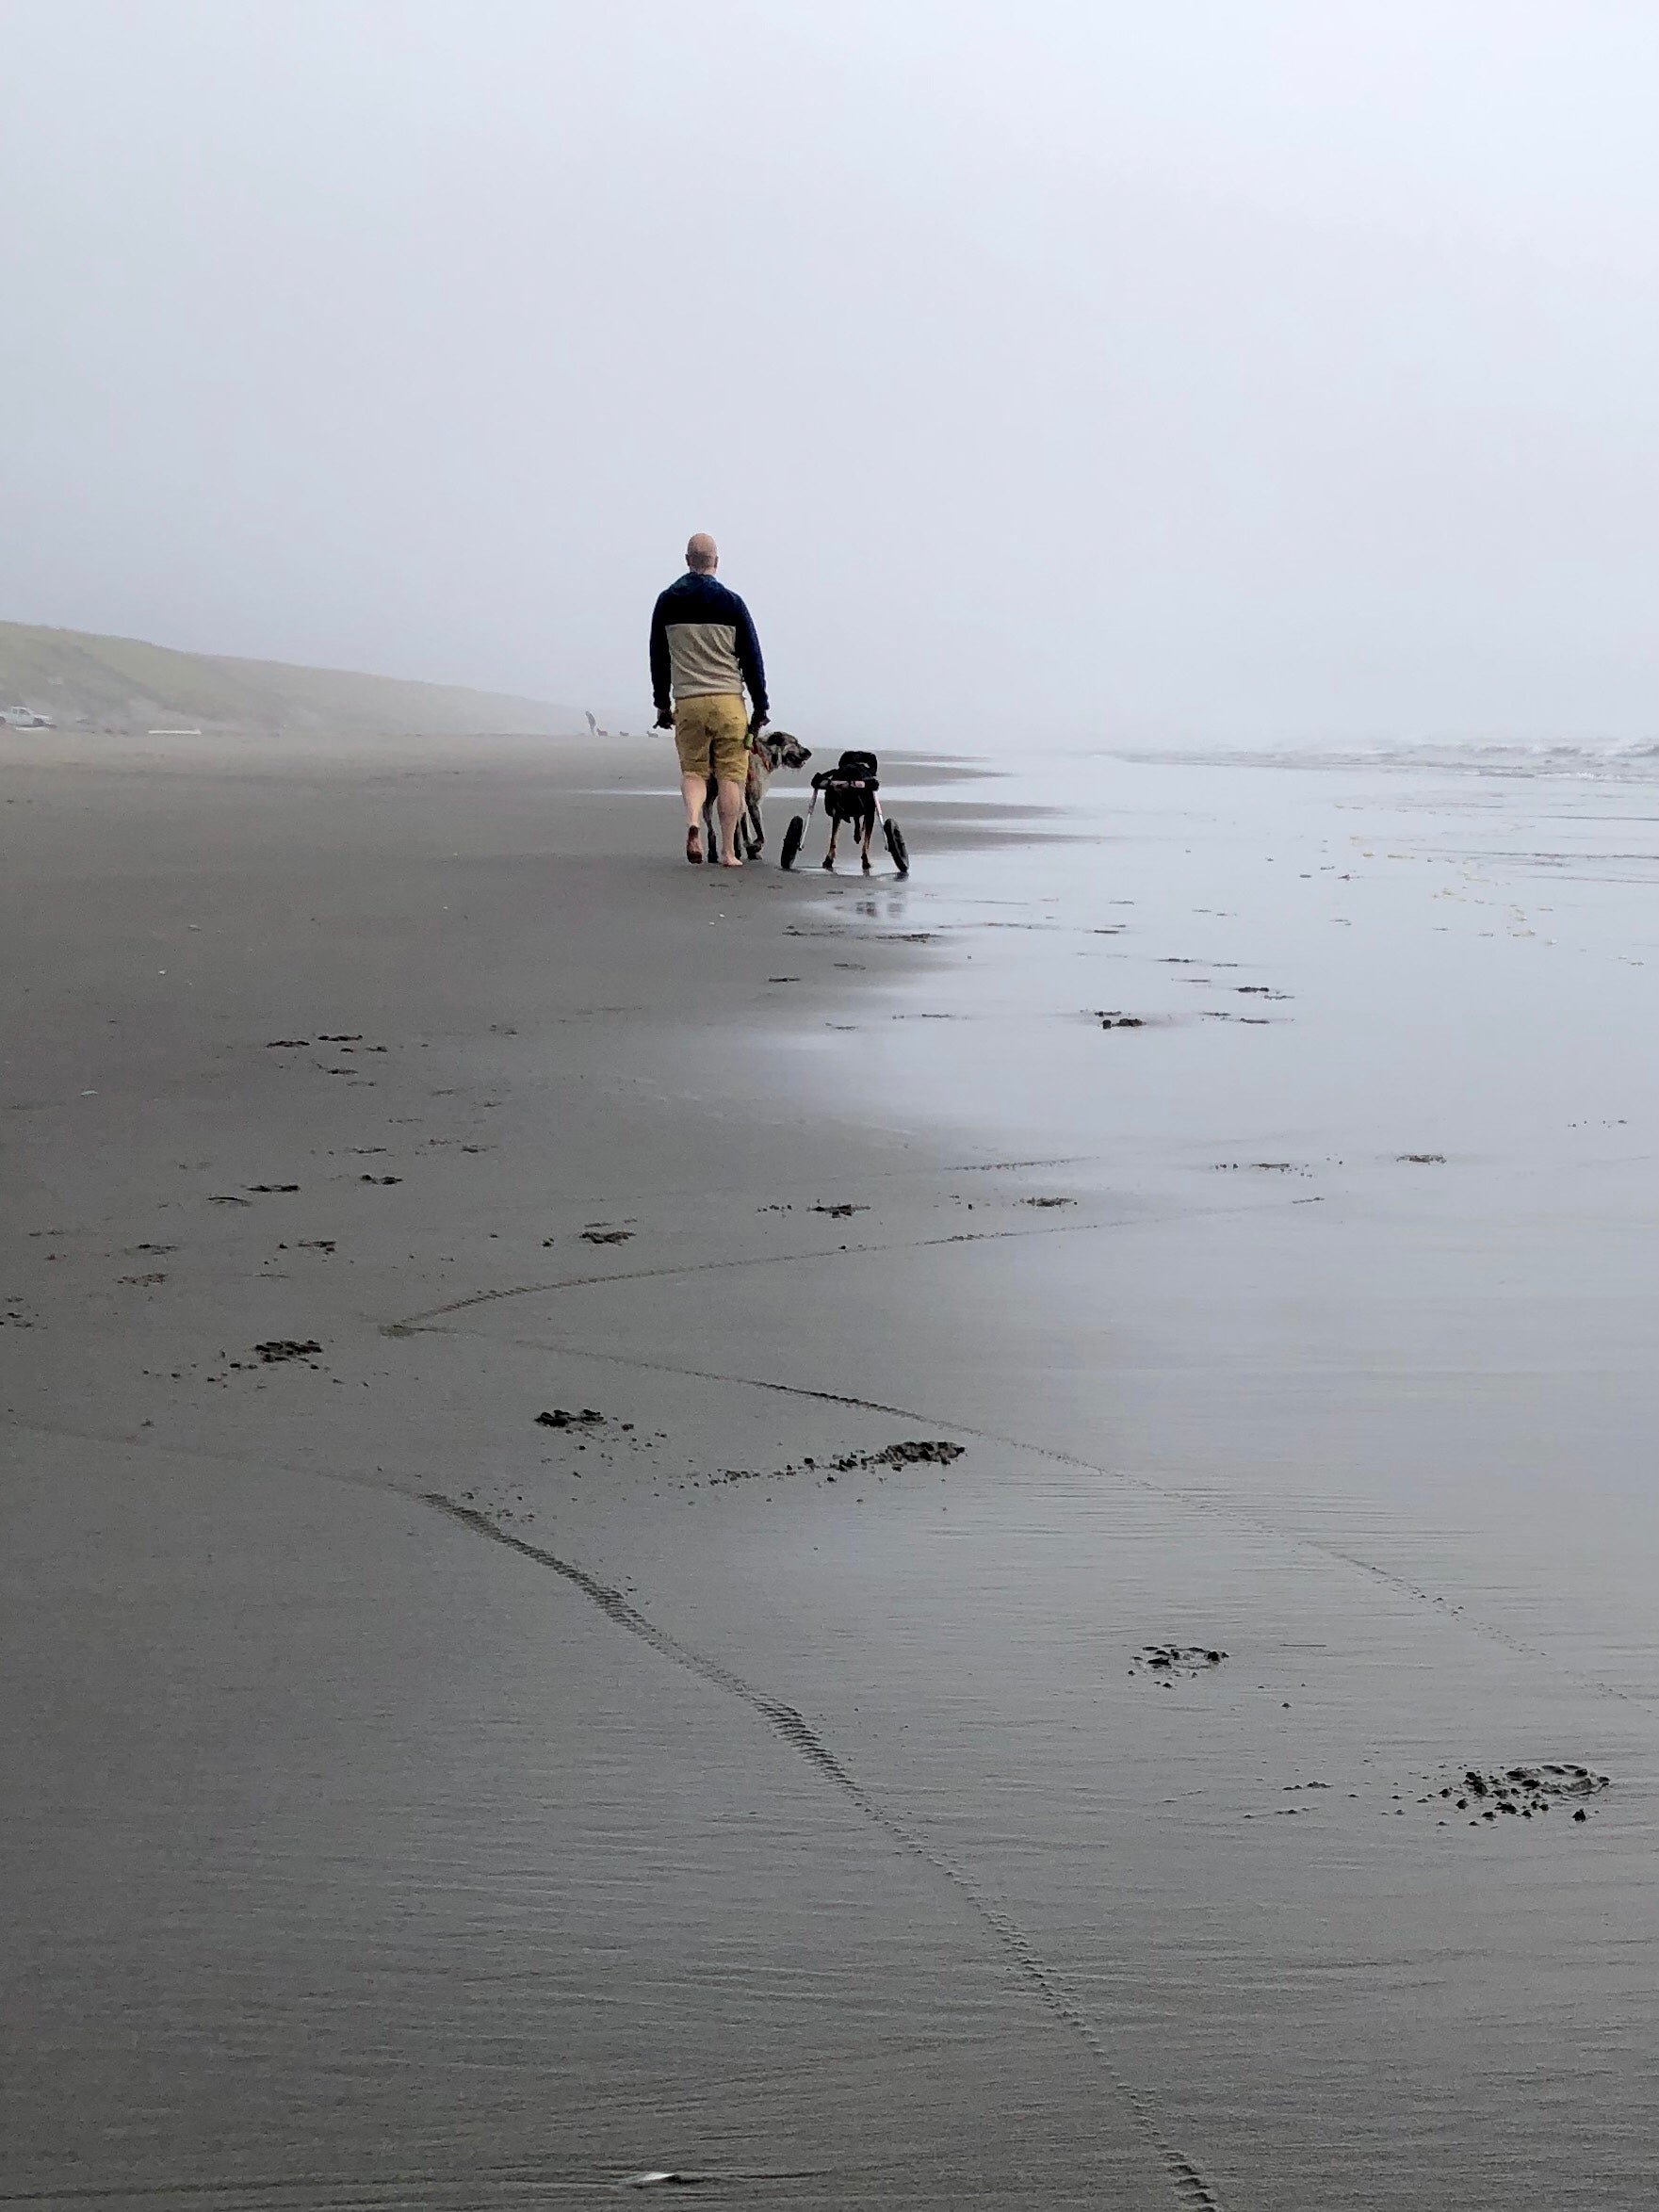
[748,707,770,739]
[654,707,675,730]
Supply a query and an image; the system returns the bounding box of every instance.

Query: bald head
[686,532,718,574]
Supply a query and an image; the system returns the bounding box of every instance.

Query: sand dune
[0,619,578,739]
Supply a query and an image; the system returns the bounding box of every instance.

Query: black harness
[811,751,881,823]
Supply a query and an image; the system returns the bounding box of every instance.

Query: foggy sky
[3,1,1654,749]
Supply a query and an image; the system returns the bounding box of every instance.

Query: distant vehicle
[0,707,54,728]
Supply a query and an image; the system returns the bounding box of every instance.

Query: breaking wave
[1108,738,1659,784]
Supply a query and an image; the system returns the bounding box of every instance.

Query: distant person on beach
[650,533,770,868]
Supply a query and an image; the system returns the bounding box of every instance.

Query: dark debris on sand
[254,1339,323,1365]
[1132,1644,1228,1678]
[1437,1762,1609,1825]
[853,1439,965,1470]
[701,1439,966,1490]
[536,1407,606,1429]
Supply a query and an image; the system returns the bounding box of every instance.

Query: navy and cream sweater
[649,572,768,715]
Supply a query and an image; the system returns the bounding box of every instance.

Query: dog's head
[757,730,811,772]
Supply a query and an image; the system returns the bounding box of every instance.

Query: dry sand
[3,728,1654,2208]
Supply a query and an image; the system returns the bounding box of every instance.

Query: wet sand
[3,730,1655,2208]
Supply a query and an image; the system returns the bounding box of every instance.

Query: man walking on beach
[651,533,769,867]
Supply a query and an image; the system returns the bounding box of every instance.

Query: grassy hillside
[0,621,580,737]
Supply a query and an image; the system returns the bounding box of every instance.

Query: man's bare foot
[720,854,743,869]
[686,827,703,864]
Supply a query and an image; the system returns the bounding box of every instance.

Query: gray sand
[3,731,1654,2208]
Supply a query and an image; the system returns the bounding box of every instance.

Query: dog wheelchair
[779,751,909,875]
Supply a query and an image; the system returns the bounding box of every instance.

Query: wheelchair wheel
[780,816,805,870]
[884,819,909,875]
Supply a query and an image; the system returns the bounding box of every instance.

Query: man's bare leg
[716,776,745,867]
[680,773,706,862]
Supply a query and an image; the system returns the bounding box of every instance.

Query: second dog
[702,728,812,863]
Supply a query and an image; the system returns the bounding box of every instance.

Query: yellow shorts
[673,693,750,784]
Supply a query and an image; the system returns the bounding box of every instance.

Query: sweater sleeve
[733,594,768,715]
[648,592,672,713]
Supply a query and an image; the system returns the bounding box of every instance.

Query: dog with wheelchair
[780,751,909,875]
